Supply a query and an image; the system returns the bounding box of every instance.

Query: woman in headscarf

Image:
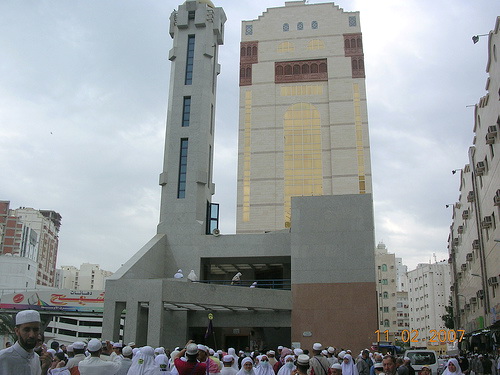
[255,355,274,375]
[128,346,162,375]
[277,355,296,375]
[155,353,171,373]
[275,347,292,374]
[442,359,463,375]
[237,358,256,375]
[228,348,239,370]
[341,354,359,375]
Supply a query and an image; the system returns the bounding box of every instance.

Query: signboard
[0,290,105,312]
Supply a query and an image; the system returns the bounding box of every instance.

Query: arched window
[381,264,387,272]
[352,60,358,70]
[241,47,246,56]
[351,38,355,47]
[276,66,283,76]
[246,67,252,78]
[383,291,388,299]
[293,65,300,74]
[319,63,327,73]
[240,68,245,78]
[283,23,289,32]
[252,46,257,55]
[357,38,362,48]
[311,64,318,73]
[297,22,303,30]
[247,46,252,56]
[359,59,364,69]
[284,65,292,75]
[345,39,350,49]
[311,21,318,29]
[384,319,390,327]
[302,64,309,74]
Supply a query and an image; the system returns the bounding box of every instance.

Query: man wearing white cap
[66,341,87,370]
[221,355,238,375]
[0,309,44,375]
[116,346,133,375]
[78,338,120,375]
[310,343,330,375]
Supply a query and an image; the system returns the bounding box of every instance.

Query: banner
[0,290,105,312]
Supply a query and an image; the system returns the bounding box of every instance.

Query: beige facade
[448,17,500,346]
[58,263,113,290]
[236,0,372,233]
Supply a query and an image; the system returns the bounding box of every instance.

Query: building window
[177,139,189,198]
[383,292,388,299]
[182,97,191,127]
[381,264,387,272]
[245,25,253,35]
[382,279,388,285]
[349,16,357,27]
[297,22,303,30]
[383,307,389,313]
[311,21,318,29]
[384,319,390,327]
[283,23,289,32]
[185,35,195,85]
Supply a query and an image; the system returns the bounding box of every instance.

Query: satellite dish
[212,228,220,236]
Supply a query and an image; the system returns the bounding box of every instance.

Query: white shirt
[0,341,42,375]
[67,353,87,369]
[78,356,120,375]
[116,358,133,375]
[221,366,239,375]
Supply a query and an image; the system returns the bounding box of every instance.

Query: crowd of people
[1,309,500,375]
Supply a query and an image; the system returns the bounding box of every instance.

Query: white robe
[0,342,42,375]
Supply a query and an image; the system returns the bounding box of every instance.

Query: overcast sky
[0,0,497,273]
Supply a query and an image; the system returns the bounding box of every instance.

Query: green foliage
[441,296,455,329]
[0,313,17,343]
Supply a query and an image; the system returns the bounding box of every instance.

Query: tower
[236,0,372,233]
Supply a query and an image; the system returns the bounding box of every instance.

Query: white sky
[0,0,498,273]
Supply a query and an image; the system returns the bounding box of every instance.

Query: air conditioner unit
[460,308,465,314]
[494,189,500,206]
[488,125,498,134]
[462,210,470,220]
[488,276,499,286]
[486,133,496,144]
[461,263,467,271]
[467,191,475,202]
[448,257,453,264]
[470,297,477,304]
[481,216,493,229]
[472,239,480,249]
[466,253,473,262]
[476,161,486,176]
[392,307,396,310]
[465,303,471,310]
[477,289,485,299]
[458,225,464,234]
[453,238,459,246]
[450,285,455,292]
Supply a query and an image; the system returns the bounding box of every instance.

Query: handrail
[198,279,291,290]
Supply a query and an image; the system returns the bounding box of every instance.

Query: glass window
[283,23,289,32]
[381,264,387,272]
[178,139,189,198]
[349,16,357,27]
[182,97,191,127]
[311,21,318,29]
[297,22,303,30]
[185,35,195,85]
[245,25,253,35]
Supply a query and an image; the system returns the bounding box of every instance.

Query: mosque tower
[158,0,226,236]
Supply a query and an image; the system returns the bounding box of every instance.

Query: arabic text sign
[0,290,105,312]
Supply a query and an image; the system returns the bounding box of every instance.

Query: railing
[198,279,291,290]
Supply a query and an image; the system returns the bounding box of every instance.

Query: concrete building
[102,0,377,352]
[0,254,37,291]
[447,17,500,352]
[396,291,410,334]
[396,258,408,292]
[407,262,451,351]
[0,201,61,287]
[375,242,398,343]
[236,0,372,233]
[57,263,113,290]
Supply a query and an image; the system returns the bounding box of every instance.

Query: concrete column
[147,299,165,347]
[163,310,188,349]
[102,300,125,341]
[123,300,139,344]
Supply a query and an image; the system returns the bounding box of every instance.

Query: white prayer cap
[374,363,383,369]
[223,355,234,362]
[278,346,284,350]
[123,346,133,356]
[322,350,328,356]
[328,347,335,354]
[197,344,209,353]
[73,342,85,350]
[87,339,102,352]
[338,351,346,359]
[128,342,136,347]
[297,354,310,365]
[113,342,123,348]
[47,349,56,357]
[404,357,410,361]
[331,364,342,370]
[313,343,322,351]
[294,348,303,356]
[155,347,165,354]
[209,349,215,355]
[67,345,74,352]
[16,309,41,325]
[268,350,275,355]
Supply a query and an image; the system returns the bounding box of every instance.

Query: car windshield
[407,352,437,365]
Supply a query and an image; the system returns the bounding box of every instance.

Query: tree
[0,313,16,343]
[441,296,455,329]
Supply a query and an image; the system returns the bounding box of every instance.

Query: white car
[404,350,439,375]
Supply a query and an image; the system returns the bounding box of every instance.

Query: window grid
[177,139,189,198]
[182,97,191,127]
[185,36,195,85]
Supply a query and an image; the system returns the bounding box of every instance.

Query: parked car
[404,350,439,375]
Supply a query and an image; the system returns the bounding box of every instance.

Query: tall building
[57,263,113,290]
[407,262,451,353]
[447,16,500,353]
[375,242,399,343]
[0,201,61,287]
[103,0,376,352]
[236,0,372,233]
